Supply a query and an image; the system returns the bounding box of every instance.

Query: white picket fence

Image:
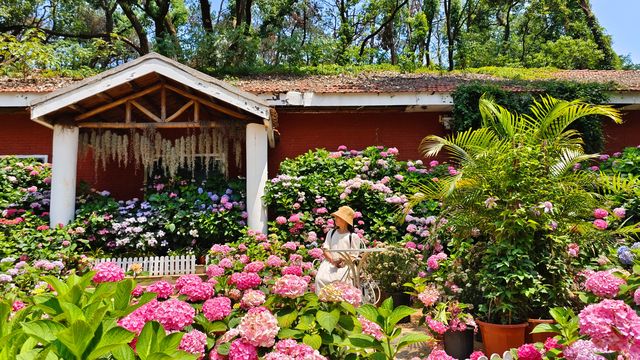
[95,255,199,276]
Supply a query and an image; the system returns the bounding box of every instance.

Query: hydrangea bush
[264,146,449,245]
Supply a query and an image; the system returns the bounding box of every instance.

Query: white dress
[315,230,361,293]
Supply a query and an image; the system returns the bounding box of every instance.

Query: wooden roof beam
[74,84,162,121]
[164,84,250,120]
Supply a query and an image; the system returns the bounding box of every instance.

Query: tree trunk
[199,0,213,33]
[578,0,615,69]
[117,0,149,54]
[444,0,455,70]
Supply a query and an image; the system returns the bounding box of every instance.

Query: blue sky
[592,0,640,63]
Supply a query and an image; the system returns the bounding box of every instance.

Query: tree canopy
[0,0,637,76]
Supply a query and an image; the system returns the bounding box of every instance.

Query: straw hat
[331,206,355,226]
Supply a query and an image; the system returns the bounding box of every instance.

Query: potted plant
[364,243,419,310]
[405,95,623,354]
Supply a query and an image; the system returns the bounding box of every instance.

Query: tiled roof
[2,69,640,94]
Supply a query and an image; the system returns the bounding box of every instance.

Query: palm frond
[597,173,640,195]
[550,149,598,177]
[419,128,501,164]
[396,180,445,223]
[530,95,622,143]
[479,95,522,139]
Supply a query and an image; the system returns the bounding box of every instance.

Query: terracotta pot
[477,320,527,355]
[526,318,555,343]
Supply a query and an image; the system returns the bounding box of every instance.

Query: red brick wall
[603,110,640,153]
[267,110,449,175]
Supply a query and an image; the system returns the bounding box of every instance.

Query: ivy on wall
[451,81,615,153]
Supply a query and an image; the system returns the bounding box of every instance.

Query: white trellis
[95,255,198,276]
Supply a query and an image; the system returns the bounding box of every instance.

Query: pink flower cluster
[308,248,324,260]
[358,315,383,340]
[179,281,214,302]
[469,351,486,360]
[267,255,284,267]
[238,306,280,347]
[92,262,125,283]
[264,339,327,360]
[426,350,455,360]
[229,272,262,290]
[318,281,362,307]
[426,316,447,335]
[202,296,232,321]
[229,338,258,360]
[244,261,265,273]
[273,275,309,298]
[516,344,542,360]
[578,299,640,355]
[241,289,266,309]
[281,265,303,276]
[146,280,174,299]
[593,208,609,219]
[179,330,207,357]
[175,274,203,291]
[584,270,625,298]
[154,299,196,331]
[427,252,447,270]
[207,265,225,278]
[563,340,606,360]
[417,285,439,307]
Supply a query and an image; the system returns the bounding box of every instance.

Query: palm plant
[406,95,627,324]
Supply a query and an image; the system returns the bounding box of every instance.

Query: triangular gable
[30,53,271,120]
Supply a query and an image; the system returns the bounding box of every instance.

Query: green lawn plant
[407,94,629,324]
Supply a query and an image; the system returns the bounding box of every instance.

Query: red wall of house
[3,108,639,200]
[603,110,640,153]
[267,110,449,175]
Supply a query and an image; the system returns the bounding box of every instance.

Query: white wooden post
[49,124,79,227]
[246,123,268,233]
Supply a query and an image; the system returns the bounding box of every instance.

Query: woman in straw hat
[315,205,362,293]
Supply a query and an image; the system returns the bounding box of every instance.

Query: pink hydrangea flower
[154,299,195,332]
[308,248,324,260]
[593,208,609,219]
[273,275,309,298]
[219,258,234,268]
[202,296,232,321]
[584,270,625,298]
[613,207,626,219]
[117,299,158,334]
[267,339,327,359]
[516,344,542,360]
[567,243,580,258]
[318,281,362,307]
[229,339,258,360]
[426,316,447,335]
[634,288,640,306]
[281,265,303,276]
[544,337,562,351]
[146,280,174,299]
[275,216,287,225]
[593,218,608,230]
[175,274,203,292]
[427,252,447,270]
[358,315,383,340]
[563,340,606,360]
[417,285,439,307]
[282,242,298,251]
[207,265,225,278]
[131,285,144,297]
[180,281,215,302]
[92,262,125,283]
[578,299,640,353]
[469,351,485,360]
[241,289,266,309]
[12,300,25,312]
[229,272,262,290]
[179,330,207,357]
[244,261,265,273]
[267,255,284,267]
[426,350,455,360]
[238,307,280,347]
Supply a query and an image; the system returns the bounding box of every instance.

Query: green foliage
[349,297,429,360]
[364,244,420,293]
[410,95,630,323]
[451,80,615,153]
